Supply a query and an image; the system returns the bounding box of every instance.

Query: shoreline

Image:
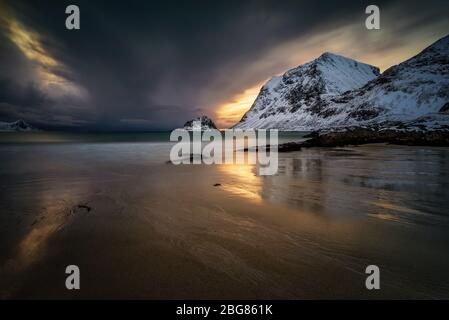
[273,128,449,152]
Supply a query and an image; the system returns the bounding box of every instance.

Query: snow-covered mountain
[0,120,39,132]
[234,52,380,130]
[182,116,218,130]
[320,34,449,128]
[234,35,449,131]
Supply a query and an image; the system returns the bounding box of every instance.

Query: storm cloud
[0,0,448,130]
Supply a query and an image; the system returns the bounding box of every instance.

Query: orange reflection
[369,200,423,215]
[5,223,59,274]
[0,188,84,278]
[218,162,263,203]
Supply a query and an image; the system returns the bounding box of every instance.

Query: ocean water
[0,131,306,144]
[0,132,448,298]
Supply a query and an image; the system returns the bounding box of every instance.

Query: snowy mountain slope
[319,34,449,128]
[384,113,449,132]
[234,52,380,130]
[234,34,449,131]
[0,120,39,132]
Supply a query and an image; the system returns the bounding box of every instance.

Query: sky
[0,0,448,131]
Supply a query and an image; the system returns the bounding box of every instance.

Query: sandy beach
[1,134,449,299]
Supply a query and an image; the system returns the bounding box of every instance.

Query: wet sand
[1,141,449,299]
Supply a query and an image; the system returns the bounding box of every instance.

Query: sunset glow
[0,7,86,98]
[215,84,262,128]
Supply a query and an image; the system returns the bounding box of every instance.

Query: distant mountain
[234,52,380,130]
[234,34,449,131]
[0,120,39,132]
[183,116,218,130]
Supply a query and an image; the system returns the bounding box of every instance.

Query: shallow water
[0,133,448,299]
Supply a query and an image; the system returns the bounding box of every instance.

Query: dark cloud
[0,0,448,130]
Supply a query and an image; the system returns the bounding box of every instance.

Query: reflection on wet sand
[367,199,425,224]
[0,143,449,298]
[0,182,91,298]
[245,146,449,226]
[218,163,262,202]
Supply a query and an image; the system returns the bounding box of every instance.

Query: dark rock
[277,127,449,151]
[213,183,221,187]
[243,145,272,152]
[278,142,303,152]
[303,131,320,138]
[439,103,449,113]
[348,107,380,121]
[77,204,92,212]
[243,143,302,152]
[183,116,217,130]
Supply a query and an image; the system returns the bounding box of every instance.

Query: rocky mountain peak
[234,34,449,131]
[234,53,380,129]
[0,119,39,132]
[183,116,217,130]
